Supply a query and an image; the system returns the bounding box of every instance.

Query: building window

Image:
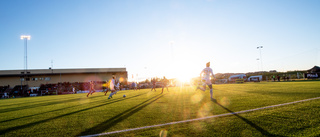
[45,77,51,81]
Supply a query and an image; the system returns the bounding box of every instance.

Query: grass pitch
[1,81,320,137]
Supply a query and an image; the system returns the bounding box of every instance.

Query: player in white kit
[198,62,216,100]
[114,80,120,94]
[108,76,116,99]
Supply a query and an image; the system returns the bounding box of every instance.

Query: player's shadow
[213,100,284,137]
[77,93,166,136]
[0,95,102,114]
[0,92,148,135]
[0,94,110,123]
[0,95,79,108]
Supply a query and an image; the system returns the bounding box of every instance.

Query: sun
[175,70,198,84]
[177,74,192,83]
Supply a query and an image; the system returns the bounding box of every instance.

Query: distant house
[305,66,320,79]
[307,66,320,73]
[228,74,246,81]
[247,75,262,82]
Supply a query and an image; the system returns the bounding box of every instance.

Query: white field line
[80,97,320,137]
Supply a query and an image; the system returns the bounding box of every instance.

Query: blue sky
[0,0,319,81]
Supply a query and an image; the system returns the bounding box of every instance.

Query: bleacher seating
[10,85,29,97]
[1,81,108,98]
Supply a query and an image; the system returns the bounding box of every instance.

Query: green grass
[1,81,320,137]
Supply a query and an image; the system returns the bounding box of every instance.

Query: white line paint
[80,97,320,137]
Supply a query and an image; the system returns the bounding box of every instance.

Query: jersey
[201,67,214,84]
[162,78,169,86]
[90,82,95,90]
[152,79,156,85]
[110,79,115,90]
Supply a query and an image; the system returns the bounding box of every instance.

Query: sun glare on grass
[191,92,203,104]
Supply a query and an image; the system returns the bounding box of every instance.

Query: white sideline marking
[80,97,320,137]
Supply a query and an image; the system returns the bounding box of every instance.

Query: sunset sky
[1,0,319,81]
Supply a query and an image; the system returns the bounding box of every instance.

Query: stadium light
[21,35,31,85]
[20,35,31,40]
[170,41,174,61]
[257,46,263,72]
[256,58,260,71]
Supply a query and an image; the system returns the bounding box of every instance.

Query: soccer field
[1,81,320,137]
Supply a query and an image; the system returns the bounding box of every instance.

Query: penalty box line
[80,96,320,137]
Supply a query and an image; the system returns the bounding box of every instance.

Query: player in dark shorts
[104,80,110,96]
[161,76,169,94]
[151,78,156,91]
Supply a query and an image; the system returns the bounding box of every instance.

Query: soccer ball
[123,95,126,98]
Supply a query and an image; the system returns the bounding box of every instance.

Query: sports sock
[108,92,114,98]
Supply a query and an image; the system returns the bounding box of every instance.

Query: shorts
[202,78,212,85]
[202,78,212,89]
[110,86,115,91]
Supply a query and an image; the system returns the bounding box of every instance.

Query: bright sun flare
[175,71,197,83]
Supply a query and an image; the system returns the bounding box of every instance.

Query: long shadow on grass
[0,94,102,114]
[77,93,166,136]
[0,95,105,123]
[213,100,284,137]
[0,93,147,124]
[0,95,82,109]
[0,92,148,135]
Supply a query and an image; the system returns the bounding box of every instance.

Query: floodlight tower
[21,35,31,85]
[256,58,260,71]
[170,41,174,61]
[257,46,263,72]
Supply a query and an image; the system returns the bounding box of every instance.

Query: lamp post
[170,41,174,78]
[256,58,260,71]
[257,46,263,72]
[170,41,174,61]
[21,35,31,85]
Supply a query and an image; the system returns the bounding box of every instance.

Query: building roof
[307,66,320,73]
[0,68,127,77]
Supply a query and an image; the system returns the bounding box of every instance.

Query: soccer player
[132,82,137,91]
[161,76,169,93]
[108,76,116,99]
[114,80,120,94]
[151,78,156,91]
[104,80,110,96]
[87,81,96,97]
[137,82,140,90]
[197,62,216,100]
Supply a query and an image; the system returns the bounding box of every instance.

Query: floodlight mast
[21,35,31,85]
[257,46,263,72]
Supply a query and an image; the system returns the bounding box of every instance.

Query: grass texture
[0,81,319,137]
